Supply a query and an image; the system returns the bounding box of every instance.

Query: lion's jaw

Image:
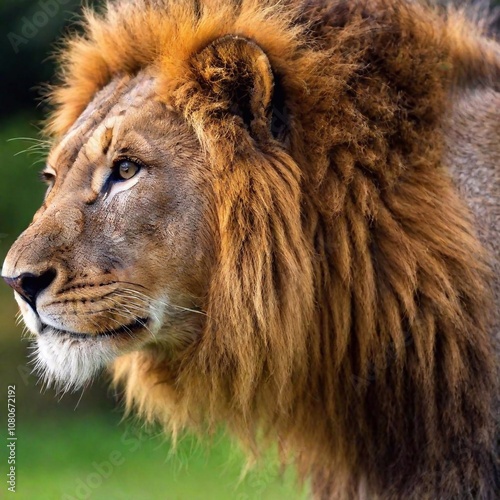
[2,72,212,392]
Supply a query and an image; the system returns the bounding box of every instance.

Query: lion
[2,0,499,498]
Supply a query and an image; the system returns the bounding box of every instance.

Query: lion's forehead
[48,72,160,179]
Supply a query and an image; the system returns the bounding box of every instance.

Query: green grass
[12,414,307,500]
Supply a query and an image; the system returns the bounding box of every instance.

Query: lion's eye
[112,160,141,181]
[39,170,55,186]
[39,169,56,198]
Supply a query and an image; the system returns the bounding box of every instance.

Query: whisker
[15,312,24,326]
[170,304,207,316]
[98,297,152,322]
[119,288,207,317]
[7,137,51,144]
[101,315,136,341]
[13,143,49,155]
[13,147,49,158]
[74,385,87,410]
[112,280,150,291]
[103,307,158,342]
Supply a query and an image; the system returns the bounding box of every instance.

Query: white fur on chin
[31,330,120,394]
[18,294,167,394]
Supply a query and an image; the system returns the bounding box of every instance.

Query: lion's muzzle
[3,269,56,312]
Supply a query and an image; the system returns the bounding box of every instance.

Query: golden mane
[46,1,499,498]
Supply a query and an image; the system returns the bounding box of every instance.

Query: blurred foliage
[0,114,45,254]
[0,0,100,121]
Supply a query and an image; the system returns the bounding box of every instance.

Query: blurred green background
[0,1,305,498]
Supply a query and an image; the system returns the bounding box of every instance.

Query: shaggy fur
[37,0,500,498]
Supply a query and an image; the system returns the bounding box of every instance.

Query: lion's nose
[2,269,57,309]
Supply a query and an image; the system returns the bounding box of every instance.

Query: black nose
[2,269,56,309]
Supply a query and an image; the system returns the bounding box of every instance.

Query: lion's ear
[191,35,283,141]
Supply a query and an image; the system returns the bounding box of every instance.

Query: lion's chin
[32,319,155,393]
[31,329,122,393]
[15,292,162,393]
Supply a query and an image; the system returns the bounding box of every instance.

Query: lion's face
[2,71,213,390]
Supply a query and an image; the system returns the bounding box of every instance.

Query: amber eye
[112,160,141,181]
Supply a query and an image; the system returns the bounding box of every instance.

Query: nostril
[2,268,57,309]
[21,269,57,301]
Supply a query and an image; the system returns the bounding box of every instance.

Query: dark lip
[40,317,150,339]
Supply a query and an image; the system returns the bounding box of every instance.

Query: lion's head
[2,1,499,498]
[2,70,216,390]
[2,2,316,405]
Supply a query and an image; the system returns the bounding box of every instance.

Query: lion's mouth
[39,317,150,339]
